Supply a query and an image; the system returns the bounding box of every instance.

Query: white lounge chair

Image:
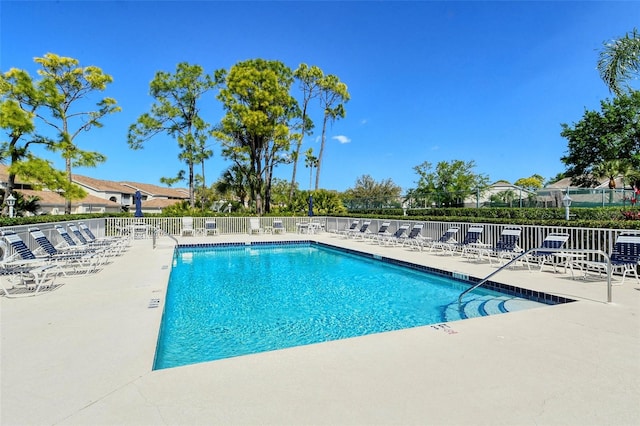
[402,224,430,250]
[348,221,372,239]
[368,222,391,242]
[379,224,410,246]
[249,218,263,234]
[337,220,359,236]
[429,227,461,253]
[204,220,219,236]
[272,220,285,234]
[181,217,195,236]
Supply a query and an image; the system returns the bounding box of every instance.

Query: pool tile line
[174,240,575,306]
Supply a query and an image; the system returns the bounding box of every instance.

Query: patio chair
[204,220,219,236]
[78,222,129,253]
[0,261,58,298]
[429,226,461,254]
[181,217,195,236]
[402,224,431,250]
[29,227,105,273]
[368,222,391,241]
[526,233,570,272]
[272,219,285,234]
[575,232,640,285]
[477,227,524,266]
[348,220,372,239]
[453,226,485,257]
[249,218,263,234]
[68,224,124,256]
[379,224,410,246]
[54,225,108,257]
[337,220,359,236]
[2,229,96,276]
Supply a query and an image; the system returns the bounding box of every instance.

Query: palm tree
[594,159,631,203]
[598,28,640,96]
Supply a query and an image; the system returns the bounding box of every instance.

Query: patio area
[1,231,639,425]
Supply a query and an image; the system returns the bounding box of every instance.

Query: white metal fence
[0,216,631,263]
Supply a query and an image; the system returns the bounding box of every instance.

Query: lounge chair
[68,223,124,256]
[348,220,372,239]
[368,222,391,242]
[272,220,285,234]
[379,224,410,246]
[452,226,485,256]
[429,226,461,254]
[574,232,640,284]
[402,224,430,250]
[77,222,129,253]
[249,218,263,234]
[526,233,570,272]
[54,225,105,254]
[181,217,195,236]
[337,220,359,236]
[29,227,104,273]
[0,261,58,298]
[476,227,524,266]
[204,220,219,236]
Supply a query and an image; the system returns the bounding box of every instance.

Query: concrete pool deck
[1,232,639,425]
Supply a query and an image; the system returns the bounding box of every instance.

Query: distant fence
[0,216,633,264]
[347,188,640,210]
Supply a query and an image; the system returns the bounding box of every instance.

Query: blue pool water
[154,243,549,370]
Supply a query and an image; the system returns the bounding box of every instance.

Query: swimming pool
[154,242,564,370]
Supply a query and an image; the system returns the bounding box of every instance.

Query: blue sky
[2,1,639,193]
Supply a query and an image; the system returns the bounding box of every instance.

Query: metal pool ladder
[151,226,178,248]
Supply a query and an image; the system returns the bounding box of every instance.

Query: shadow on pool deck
[1,232,639,425]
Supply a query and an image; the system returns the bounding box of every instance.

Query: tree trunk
[315,114,328,190]
[189,162,195,208]
[65,157,72,214]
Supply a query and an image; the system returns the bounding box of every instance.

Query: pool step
[442,295,539,322]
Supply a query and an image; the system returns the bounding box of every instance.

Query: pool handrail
[457,248,612,305]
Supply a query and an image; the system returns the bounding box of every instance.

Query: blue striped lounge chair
[403,224,431,250]
[526,233,570,272]
[368,222,391,242]
[272,220,285,234]
[29,227,103,273]
[0,230,58,296]
[338,220,359,236]
[429,227,461,253]
[575,232,640,285]
[379,224,410,246]
[349,221,372,239]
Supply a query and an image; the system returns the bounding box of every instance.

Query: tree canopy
[598,28,640,96]
[34,53,120,213]
[315,74,349,190]
[560,91,640,187]
[214,59,300,214]
[411,160,489,207]
[514,174,545,191]
[342,175,402,209]
[128,62,215,208]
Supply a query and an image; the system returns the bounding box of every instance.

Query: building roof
[120,181,189,199]
[16,189,121,207]
[73,174,136,194]
[545,176,626,189]
[142,198,183,209]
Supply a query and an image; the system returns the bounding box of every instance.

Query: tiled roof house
[0,164,188,215]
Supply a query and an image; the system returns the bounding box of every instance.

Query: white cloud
[332,135,351,144]
[360,119,368,125]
